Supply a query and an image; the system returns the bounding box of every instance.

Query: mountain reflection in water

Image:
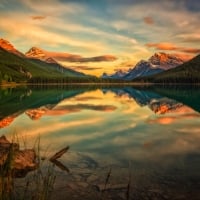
[0,86,200,199]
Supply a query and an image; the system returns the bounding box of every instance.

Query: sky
[0,0,200,76]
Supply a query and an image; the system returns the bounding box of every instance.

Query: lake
[0,85,200,200]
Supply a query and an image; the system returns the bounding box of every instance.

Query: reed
[0,135,58,200]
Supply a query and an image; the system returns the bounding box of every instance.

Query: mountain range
[102,52,188,80]
[0,38,89,83]
[136,54,200,83]
[25,46,81,63]
[105,87,200,114]
[1,38,200,84]
[25,46,117,63]
[0,38,24,57]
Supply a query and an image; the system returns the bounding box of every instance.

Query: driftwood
[0,135,37,178]
[49,146,69,161]
[49,146,70,173]
[50,159,70,173]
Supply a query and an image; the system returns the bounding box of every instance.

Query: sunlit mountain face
[0,0,199,76]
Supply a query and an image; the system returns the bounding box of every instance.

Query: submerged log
[49,146,70,173]
[50,159,70,173]
[50,146,69,161]
[0,135,37,178]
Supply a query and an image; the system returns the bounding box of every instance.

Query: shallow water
[0,86,200,199]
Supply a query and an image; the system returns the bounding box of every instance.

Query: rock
[0,135,37,178]
[14,149,37,170]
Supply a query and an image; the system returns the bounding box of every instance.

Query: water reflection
[0,86,200,123]
[0,86,200,199]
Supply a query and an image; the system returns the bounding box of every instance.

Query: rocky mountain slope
[102,52,187,80]
[0,38,24,57]
[0,39,88,83]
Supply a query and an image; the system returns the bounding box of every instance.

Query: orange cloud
[25,47,117,63]
[57,104,117,112]
[147,113,200,125]
[74,96,102,101]
[180,48,200,54]
[146,42,177,50]
[25,103,117,120]
[74,66,102,71]
[146,42,200,54]
[67,55,118,63]
[143,16,154,25]
[31,15,46,20]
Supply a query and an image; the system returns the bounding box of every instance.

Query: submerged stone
[0,135,37,178]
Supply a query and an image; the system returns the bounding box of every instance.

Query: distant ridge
[102,52,188,80]
[135,54,200,83]
[25,47,117,63]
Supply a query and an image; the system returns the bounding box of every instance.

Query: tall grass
[0,143,15,200]
[0,135,57,200]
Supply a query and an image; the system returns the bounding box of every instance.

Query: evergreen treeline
[2,44,199,85]
[0,47,128,84]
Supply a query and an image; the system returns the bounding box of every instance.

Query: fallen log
[49,146,69,161]
[50,159,70,173]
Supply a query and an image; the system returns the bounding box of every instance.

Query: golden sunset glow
[0,0,199,76]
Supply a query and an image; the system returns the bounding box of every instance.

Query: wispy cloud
[143,16,154,25]
[26,47,117,63]
[57,104,117,112]
[21,0,85,16]
[146,42,200,54]
[74,96,102,101]
[111,20,133,31]
[66,55,117,63]
[0,0,199,76]
[31,15,46,20]
[0,15,108,53]
[176,33,200,43]
[75,66,102,71]
[146,42,177,50]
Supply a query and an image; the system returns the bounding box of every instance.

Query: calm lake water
[0,85,200,199]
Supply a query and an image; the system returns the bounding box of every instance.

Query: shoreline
[1,82,200,88]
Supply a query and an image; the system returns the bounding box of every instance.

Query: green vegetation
[0,48,62,83]
[149,85,200,112]
[134,54,200,84]
[2,44,200,85]
[0,87,87,120]
[0,47,130,85]
[0,47,88,84]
